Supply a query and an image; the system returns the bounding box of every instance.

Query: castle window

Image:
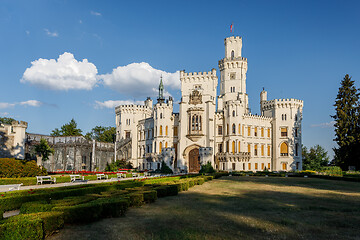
[281,128,288,137]
[226,141,229,152]
[218,125,223,135]
[125,131,131,139]
[232,124,236,134]
[267,145,271,156]
[261,128,264,137]
[238,142,241,153]
[248,163,251,170]
[255,163,258,170]
[218,143,223,153]
[232,141,235,154]
[165,142,168,148]
[231,50,234,59]
[295,143,299,156]
[295,128,298,137]
[160,125,163,136]
[254,127,258,137]
[239,124,241,135]
[268,163,271,169]
[267,128,271,138]
[159,142,162,153]
[247,144,251,154]
[295,114,298,121]
[174,126,178,137]
[233,111,235,117]
[282,114,284,120]
[296,162,299,170]
[254,145,258,156]
[227,124,229,135]
[261,145,264,156]
[282,163,287,170]
[280,142,289,156]
[262,163,265,170]
[160,113,162,119]
[232,163,236,170]
[248,126,251,136]
[165,126,168,136]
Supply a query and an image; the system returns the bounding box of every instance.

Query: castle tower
[157,75,165,103]
[218,36,249,110]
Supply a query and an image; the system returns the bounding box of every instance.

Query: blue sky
[1,0,359,158]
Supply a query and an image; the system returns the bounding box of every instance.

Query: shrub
[32,211,64,238]
[199,162,215,174]
[142,190,157,203]
[319,166,343,177]
[0,158,47,178]
[154,185,178,198]
[0,214,43,240]
[52,202,102,224]
[160,161,173,174]
[20,201,53,214]
[92,197,129,218]
[195,177,205,185]
[128,193,144,207]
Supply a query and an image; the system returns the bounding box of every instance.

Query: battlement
[225,36,242,42]
[262,98,303,110]
[115,104,152,114]
[180,69,217,82]
[243,113,272,121]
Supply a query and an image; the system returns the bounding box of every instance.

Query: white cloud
[99,62,180,98]
[94,100,144,109]
[25,30,30,35]
[0,103,15,109]
[20,100,42,107]
[0,100,43,109]
[21,52,98,91]
[44,29,58,37]
[91,11,101,16]
[310,121,336,128]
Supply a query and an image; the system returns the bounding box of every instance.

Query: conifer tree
[331,74,359,170]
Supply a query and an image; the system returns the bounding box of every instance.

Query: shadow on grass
[48,177,360,240]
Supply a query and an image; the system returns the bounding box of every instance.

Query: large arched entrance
[188,148,200,173]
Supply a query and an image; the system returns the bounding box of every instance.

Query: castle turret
[157,76,165,103]
[260,88,267,115]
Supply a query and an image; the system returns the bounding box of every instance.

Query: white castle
[115,36,303,173]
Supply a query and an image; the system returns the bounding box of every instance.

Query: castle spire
[157,75,165,103]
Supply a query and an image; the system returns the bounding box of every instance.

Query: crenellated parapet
[261,98,303,111]
[180,69,217,83]
[115,104,152,115]
[218,58,247,71]
[243,114,273,121]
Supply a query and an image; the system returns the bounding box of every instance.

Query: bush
[53,202,102,224]
[154,185,178,198]
[142,190,157,203]
[0,158,47,178]
[92,197,129,218]
[32,211,64,238]
[319,166,343,177]
[0,214,43,240]
[160,161,173,174]
[128,193,144,207]
[20,201,53,214]
[199,162,215,174]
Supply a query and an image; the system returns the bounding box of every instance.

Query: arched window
[227,124,229,135]
[165,126,168,136]
[165,142,168,148]
[232,124,236,134]
[232,111,235,117]
[280,142,288,156]
[238,141,241,153]
[232,141,235,154]
[160,113,162,119]
[295,143,299,156]
[231,50,234,59]
[281,114,284,120]
[159,125,163,136]
[159,142,162,153]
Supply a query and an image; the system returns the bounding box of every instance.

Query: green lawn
[48,176,360,240]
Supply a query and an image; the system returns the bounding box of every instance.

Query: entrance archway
[188,148,200,173]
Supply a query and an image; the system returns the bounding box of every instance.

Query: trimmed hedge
[20,201,53,214]
[0,174,219,239]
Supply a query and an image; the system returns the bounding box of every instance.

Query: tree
[50,118,82,136]
[105,159,133,171]
[34,138,55,162]
[331,74,360,170]
[199,162,215,174]
[160,161,173,174]
[85,126,116,143]
[302,145,329,171]
[0,117,15,125]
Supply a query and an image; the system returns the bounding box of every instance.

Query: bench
[0,183,23,192]
[132,172,139,178]
[96,174,108,180]
[70,174,84,182]
[36,176,56,185]
[117,172,126,179]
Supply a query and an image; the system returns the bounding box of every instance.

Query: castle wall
[0,121,27,159]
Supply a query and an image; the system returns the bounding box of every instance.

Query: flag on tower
[230,23,233,33]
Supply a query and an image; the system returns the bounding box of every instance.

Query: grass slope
[48,176,360,240]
